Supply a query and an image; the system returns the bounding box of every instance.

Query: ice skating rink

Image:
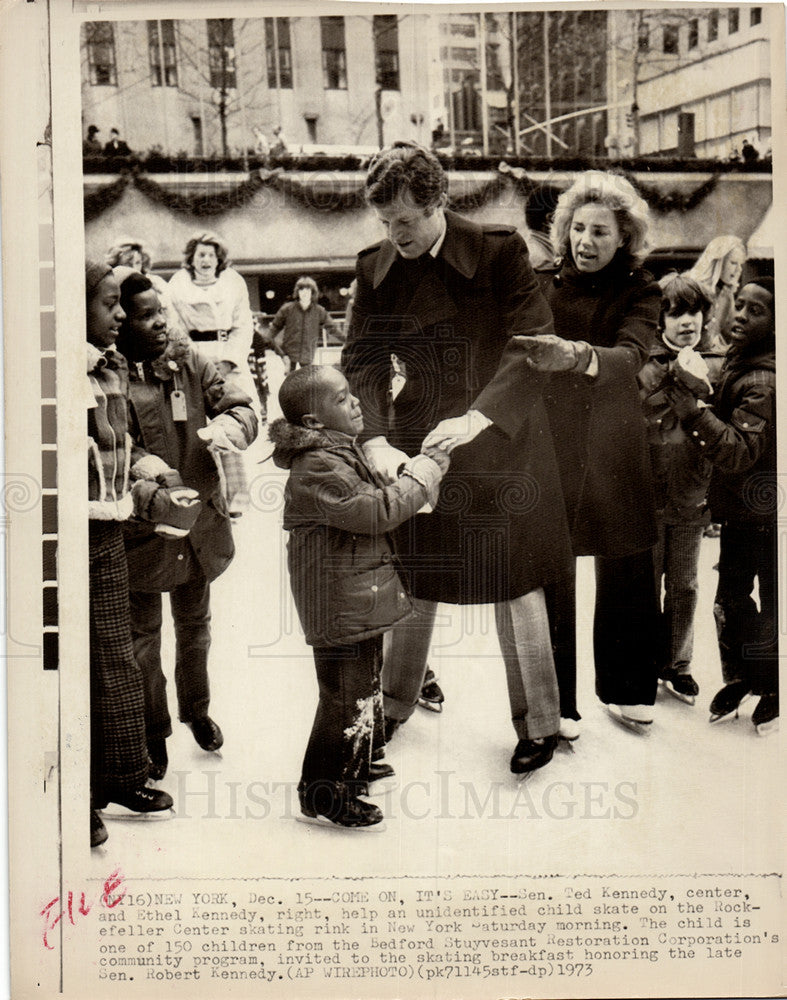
[91,437,778,880]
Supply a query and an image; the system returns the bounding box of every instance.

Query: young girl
[638,273,715,704]
[688,235,747,353]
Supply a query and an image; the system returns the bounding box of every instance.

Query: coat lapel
[372,211,482,332]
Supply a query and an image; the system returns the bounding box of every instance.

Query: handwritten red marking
[41,869,125,950]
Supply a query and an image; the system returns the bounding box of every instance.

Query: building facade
[607,6,773,159]
[81,14,444,156]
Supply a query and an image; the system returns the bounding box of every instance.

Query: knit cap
[86,260,112,297]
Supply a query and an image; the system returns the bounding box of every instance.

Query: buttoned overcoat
[342,210,572,604]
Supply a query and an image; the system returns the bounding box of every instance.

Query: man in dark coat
[103,127,132,158]
[342,142,573,775]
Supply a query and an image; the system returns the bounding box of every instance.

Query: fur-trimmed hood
[268,418,355,469]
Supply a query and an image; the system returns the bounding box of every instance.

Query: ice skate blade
[417,698,443,713]
[295,813,386,832]
[662,682,697,706]
[606,706,652,735]
[99,807,174,821]
[709,692,753,724]
[755,718,779,736]
[363,779,400,797]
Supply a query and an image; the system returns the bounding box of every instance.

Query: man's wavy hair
[364,141,448,209]
[551,170,652,269]
[182,231,230,278]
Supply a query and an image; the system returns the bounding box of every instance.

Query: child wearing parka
[115,269,258,782]
[269,365,448,830]
[665,276,777,735]
[638,273,717,705]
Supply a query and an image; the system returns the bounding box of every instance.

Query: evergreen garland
[83,165,725,222]
[272,174,367,213]
[623,172,720,214]
[83,174,129,221]
[448,175,508,213]
[133,171,267,216]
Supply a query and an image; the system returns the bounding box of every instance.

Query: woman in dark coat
[343,142,573,776]
[116,271,258,779]
[517,171,661,735]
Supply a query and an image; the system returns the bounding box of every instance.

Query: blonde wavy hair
[687,235,746,292]
[551,171,652,268]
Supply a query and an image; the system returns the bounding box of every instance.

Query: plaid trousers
[89,521,148,797]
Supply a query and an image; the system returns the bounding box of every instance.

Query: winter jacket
[87,344,180,522]
[121,332,258,591]
[539,256,661,557]
[167,267,253,369]
[638,343,717,526]
[681,342,776,524]
[269,420,443,647]
[343,209,573,604]
[270,301,339,367]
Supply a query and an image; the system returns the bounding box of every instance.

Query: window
[374,15,399,90]
[486,41,505,91]
[85,22,117,86]
[207,19,236,90]
[728,8,739,33]
[148,20,178,87]
[751,7,762,25]
[663,23,679,54]
[320,16,347,89]
[688,18,699,49]
[637,20,650,53]
[265,18,292,89]
[708,10,719,41]
[450,21,476,38]
[451,47,477,63]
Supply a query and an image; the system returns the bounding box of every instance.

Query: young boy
[639,273,715,705]
[666,277,777,734]
[269,365,448,829]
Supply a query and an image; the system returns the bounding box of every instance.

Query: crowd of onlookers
[86,143,777,843]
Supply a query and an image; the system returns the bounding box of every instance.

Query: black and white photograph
[2,0,784,997]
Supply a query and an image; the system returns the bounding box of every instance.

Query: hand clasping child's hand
[422,444,451,475]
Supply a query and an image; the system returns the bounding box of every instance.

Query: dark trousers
[89,521,148,799]
[653,522,704,675]
[129,570,212,741]
[545,549,660,715]
[300,636,384,796]
[714,522,777,695]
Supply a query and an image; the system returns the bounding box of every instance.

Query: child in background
[269,366,449,829]
[665,277,777,734]
[639,274,715,704]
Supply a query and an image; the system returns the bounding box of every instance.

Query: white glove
[421,410,492,454]
[362,436,410,485]
[197,421,242,454]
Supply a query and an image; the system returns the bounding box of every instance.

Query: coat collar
[372,210,483,288]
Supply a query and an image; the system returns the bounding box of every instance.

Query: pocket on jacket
[731,406,766,434]
[332,564,410,637]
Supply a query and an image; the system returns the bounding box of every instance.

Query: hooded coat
[342,209,573,605]
[121,330,257,591]
[270,419,442,647]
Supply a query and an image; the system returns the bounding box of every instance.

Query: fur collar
[268,419,356,469]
